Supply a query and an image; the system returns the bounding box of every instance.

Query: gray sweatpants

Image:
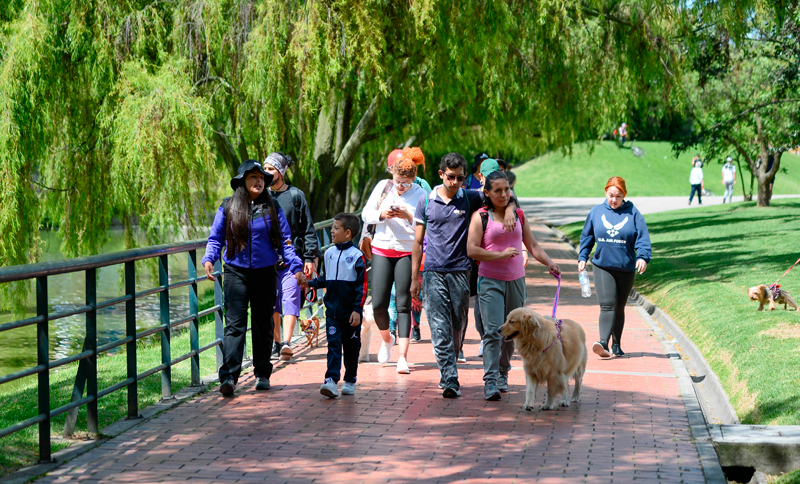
[423,270,470,385]
[478,276,527,384]
[723,182,735,203]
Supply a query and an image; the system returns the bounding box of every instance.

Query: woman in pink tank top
[466,171,560,401]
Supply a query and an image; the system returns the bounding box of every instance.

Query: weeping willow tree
[1,0,694,285]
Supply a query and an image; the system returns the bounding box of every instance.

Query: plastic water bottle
[579,270,592,298]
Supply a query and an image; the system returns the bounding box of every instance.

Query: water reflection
[0,229,212,393]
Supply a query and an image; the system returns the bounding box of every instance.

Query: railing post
[188,250,200,386]
[214,259,223,371]
[36,276,52,463]
[125,261,139,418]
[85,268,98,436]
[159,255,172,399]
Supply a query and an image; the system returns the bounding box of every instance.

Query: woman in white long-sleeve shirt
[361,147,427,373]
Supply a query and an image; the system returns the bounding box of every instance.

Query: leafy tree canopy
[676,0,800,205]
[1,0,692,286]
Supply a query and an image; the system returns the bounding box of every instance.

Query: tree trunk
[213,122,241,178]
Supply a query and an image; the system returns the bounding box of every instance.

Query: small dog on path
[299,316,320,348]
[500,307,587,411]
[748,284,798,311]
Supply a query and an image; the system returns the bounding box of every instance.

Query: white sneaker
[478,340,484,357]
[457,350,467,363]
[396,356,410,374]
[320,378,338,398]
[341,382,356,395]
[378,333,396,363]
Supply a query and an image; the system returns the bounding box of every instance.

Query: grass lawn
[0,289,221,477]
[559,198,800,425]
[513,141,800,197]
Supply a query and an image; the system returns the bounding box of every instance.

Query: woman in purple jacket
[202,159,304,397]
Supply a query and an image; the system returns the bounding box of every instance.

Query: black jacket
[270,185,321,263]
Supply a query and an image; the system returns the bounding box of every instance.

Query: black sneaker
[442,378,461,399]
[611,344,625,357]
[219,378,235,397]
[271,342,281,360]
[497,375,509,393]
[390,330,398,345]
[484,383,501,401]
[457,351,467,363]
[592,340,611,358]
[255,377,270,390]
[411,326,421,342]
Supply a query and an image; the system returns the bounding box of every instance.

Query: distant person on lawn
[299,213,367,398]
[618,123,628,148]
[722,157,737,203]
[689,160,704,205]
[578,176,651,359]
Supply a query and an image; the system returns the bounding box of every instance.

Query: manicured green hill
[559,198,800,425]
[513,141,800,197]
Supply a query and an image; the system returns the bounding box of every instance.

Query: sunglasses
[394,181,414,188]
[445,174,467,183]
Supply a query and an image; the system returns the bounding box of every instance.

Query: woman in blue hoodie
[578,177,651,358]
[202,160,304,396]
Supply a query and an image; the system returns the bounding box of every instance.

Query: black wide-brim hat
[230,159,273,190]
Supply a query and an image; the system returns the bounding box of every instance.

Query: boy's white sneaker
[320,378,338,398]
[378,333,396,363]
[396,356,410,374]
[341,382,356,395]
[478,340,484,357]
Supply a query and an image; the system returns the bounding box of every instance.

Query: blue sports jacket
[578,200,652,272]
[202,196,303,273]
[307,241,367,319]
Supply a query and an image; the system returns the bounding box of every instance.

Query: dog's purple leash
[542,272,563,354]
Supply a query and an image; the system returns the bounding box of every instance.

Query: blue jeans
[689,184,702,204]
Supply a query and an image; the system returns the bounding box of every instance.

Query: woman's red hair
[605,176,627,196]
[393,147,425,178]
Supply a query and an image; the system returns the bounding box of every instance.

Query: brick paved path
[39,222,706,484]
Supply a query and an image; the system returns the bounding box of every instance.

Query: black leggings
[594,265,636,346]
[371,253,412,337]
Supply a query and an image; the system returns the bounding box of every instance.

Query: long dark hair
[483,171,509,212]
[225,180,283,260]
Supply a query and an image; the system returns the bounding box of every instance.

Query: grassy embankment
[0,288,221,477]
[559,199,800,426]
[513,141,800,197]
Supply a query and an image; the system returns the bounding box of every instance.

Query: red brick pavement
[38,223,706,483]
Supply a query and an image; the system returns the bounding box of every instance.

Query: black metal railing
[0,215,341,463]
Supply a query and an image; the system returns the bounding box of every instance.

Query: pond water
[0,229,214,394]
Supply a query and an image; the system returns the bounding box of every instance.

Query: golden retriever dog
[500,307,587,411]
[358,302,376,362]
[748,284,798,311]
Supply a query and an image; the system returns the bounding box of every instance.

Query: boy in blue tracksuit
[300,213,367,398]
